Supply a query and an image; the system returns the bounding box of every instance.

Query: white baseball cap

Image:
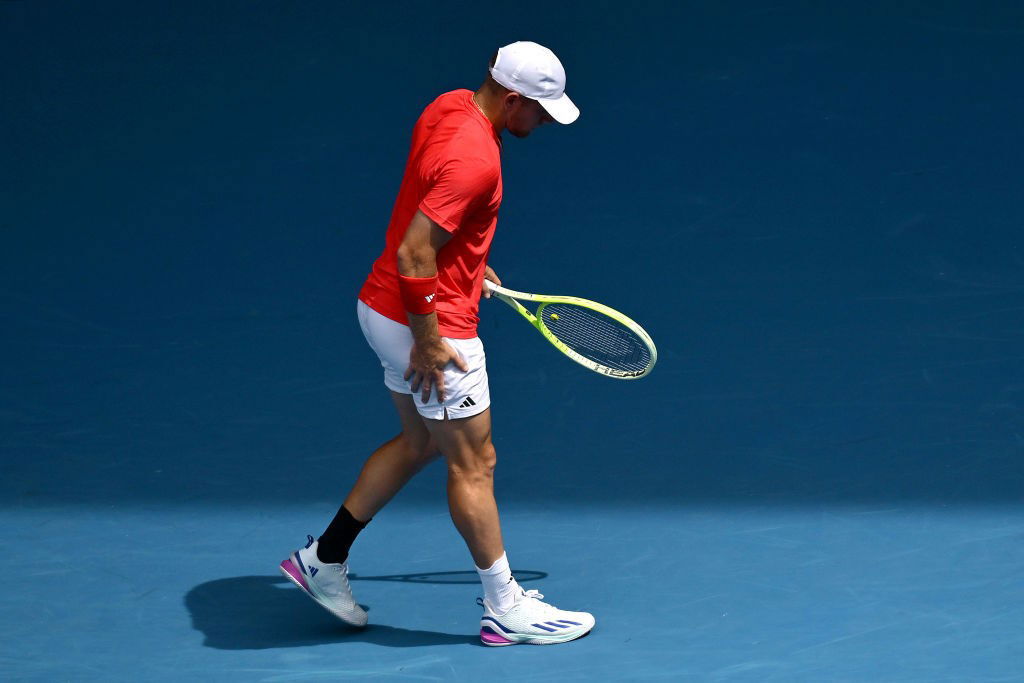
[489,41,579,125]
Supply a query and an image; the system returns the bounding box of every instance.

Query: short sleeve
[419,154,498,233]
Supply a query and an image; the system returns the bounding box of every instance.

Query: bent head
[480,41,578,137]
[502,92,555,138]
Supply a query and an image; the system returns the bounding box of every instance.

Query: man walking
[280,41,594,646]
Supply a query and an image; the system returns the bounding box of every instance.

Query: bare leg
[343,391,440,521]
[424,408,504,569]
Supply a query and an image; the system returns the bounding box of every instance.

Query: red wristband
[398,274,438,315]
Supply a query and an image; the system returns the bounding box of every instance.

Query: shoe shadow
[185,575,479,649]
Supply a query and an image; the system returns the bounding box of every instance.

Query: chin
[508,128,532,138]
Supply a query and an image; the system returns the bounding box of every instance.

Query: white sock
[476,552,520,613]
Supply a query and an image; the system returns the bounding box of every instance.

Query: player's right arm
[397,210,469,404]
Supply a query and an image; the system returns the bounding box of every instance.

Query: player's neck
[472,88,504,135]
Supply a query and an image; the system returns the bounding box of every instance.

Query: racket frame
[484,280,658,379]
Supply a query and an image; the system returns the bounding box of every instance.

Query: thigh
[423,408,494,468]
[389,390,433,456]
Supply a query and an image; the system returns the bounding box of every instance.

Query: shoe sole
[480,624,593,646]
[279,556,368,628]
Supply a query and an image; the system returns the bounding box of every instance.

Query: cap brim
[536,92,579,124]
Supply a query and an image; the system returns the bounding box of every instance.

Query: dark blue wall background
[3,1,1023,505]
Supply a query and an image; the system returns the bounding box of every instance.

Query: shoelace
[522,589,565,615]
[332,562,352,586]
[319,563,354,601]
[477,589,555,611]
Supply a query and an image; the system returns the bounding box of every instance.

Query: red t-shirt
[359,89,503,339]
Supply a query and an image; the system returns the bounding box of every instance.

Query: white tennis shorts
[357,300,490,420]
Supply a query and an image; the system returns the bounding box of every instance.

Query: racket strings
[540,303,651,372]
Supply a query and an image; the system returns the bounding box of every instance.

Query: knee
[448,442,497,482]
[399,436,440,466]
[408,436,441,466]
[419,442,442,465]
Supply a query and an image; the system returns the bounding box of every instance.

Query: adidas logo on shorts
[458,397,476,409]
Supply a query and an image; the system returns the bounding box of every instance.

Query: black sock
[317,505,369,564]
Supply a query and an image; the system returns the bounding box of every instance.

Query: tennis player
[280,41,595,646]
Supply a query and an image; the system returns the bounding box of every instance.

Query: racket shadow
[349,569,548,584]
[184,575,479,650]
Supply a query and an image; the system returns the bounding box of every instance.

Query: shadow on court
[185,575,480,650]
[347,569,547,584]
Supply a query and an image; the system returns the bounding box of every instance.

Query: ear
[503,91,522,111]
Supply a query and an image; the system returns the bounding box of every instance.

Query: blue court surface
[3,2,1023,681]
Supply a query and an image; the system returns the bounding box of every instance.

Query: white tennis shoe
[479,588,595,646]
[279,535,367,627]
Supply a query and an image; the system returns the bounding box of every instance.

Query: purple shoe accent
[280,558,310,591]
[480,627,514,645]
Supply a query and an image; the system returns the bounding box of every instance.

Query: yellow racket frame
[484,280,658,379]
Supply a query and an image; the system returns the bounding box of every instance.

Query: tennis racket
[484,280,657,379]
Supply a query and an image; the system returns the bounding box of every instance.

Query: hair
[482,50,510,95]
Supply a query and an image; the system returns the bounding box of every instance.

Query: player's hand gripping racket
[484,280,657,379]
